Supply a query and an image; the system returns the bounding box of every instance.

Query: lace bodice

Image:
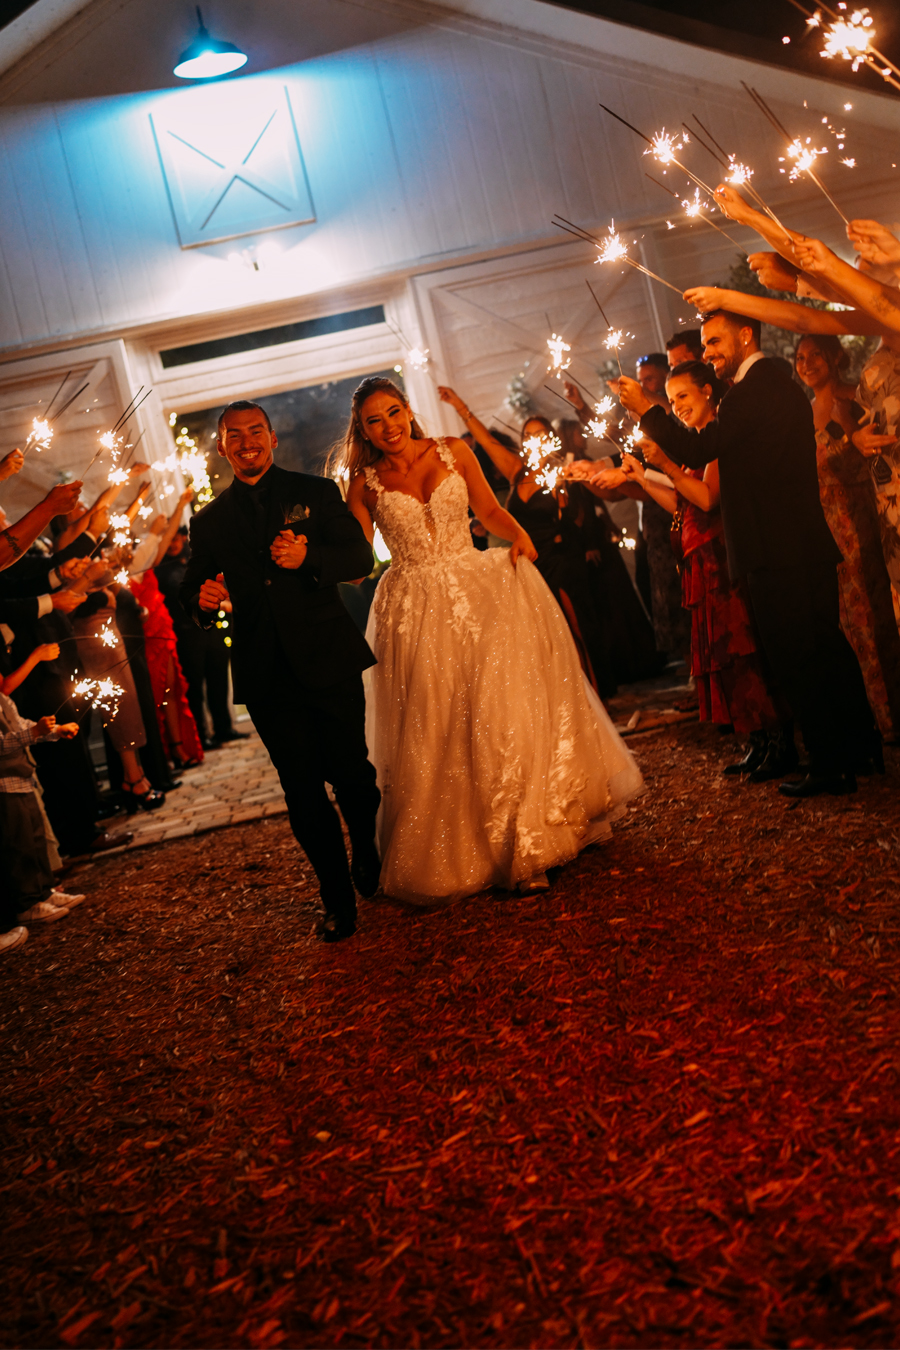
[364,439,473,567]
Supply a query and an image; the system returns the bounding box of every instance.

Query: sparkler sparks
[604,330,629,353]
[682,187,704,218]
[114,569,129,585]
[24,418,53,454]
[596,225,629,264]
[819,8,875,68]
[522,433,566,493]
[98,620,117,649]
[107,468,129,486]
[784,137,828,181]
[406,347,430,371]
[726,159,753,186]
[72,676,124,719]
[137,505,153,520]
[546,333,572,375]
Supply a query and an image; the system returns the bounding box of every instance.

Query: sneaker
[18,900,70,922]
[0,926,28,955]
[50,890,85,910]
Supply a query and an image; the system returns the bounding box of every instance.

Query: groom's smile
[217,407,279,483]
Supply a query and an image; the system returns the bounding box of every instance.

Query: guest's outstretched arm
[683,285,888,337]
[0,481,83,571]
[792,235,900,335]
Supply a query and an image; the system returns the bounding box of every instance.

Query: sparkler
[23,417,53,455]
[555,217,683,297]
[522,432,566,493]
[71,676,125,721]
[787,0,900,94]
[406,346,430,371]
[114,569,130,586]
[547,333,572,377]
[687,114,789,234]
[98,619,117,649]
[742,83,850,225]
[645,171,744,249]
[645,129,719,199]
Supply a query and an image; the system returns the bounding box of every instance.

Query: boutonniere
[283,502,310,526]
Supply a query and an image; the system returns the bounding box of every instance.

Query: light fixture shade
[174,8,248,80]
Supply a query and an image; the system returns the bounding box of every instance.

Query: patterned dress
[856,344,900,615]
[679,474,780,735]
[815,425,900,740]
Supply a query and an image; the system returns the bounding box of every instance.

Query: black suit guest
[180,401,381,942]
[618,310,877,796]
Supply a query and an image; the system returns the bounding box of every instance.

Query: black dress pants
[245,655,380,916]
[178,626,234,742]
[31,726,99,855]
[745,563,875,774]
[0,791,54,929]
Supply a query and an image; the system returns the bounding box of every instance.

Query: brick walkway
[99,723,286,856]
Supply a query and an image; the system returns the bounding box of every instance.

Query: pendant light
[173,7,248,80]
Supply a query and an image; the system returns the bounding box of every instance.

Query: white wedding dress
[363,440,644,904]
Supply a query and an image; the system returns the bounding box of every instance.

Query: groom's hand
[270,529,308,569]
[199,572,231,612]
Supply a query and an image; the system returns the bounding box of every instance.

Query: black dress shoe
[778,772,857,799]
[217,729,250,742]
[350,842,381,898]
[749,725,800,783]
[322,910,357,943]
[723,729,768,776]
[95,798,123,820]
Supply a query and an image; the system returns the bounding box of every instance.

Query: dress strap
[363,465,384,495]
[435,437,457,473]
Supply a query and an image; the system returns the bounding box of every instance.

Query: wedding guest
[156,529,247,748]
[617,309,878,796]
[438,388,616,696]
[130,492,204,770]
[666,330,703,367]
[0,688,86,957]
[620,361,786,772]
[793,334,900,740]
[71,564,165,814]
[0,480,83,572]
[629,354,691,663]
[682,280,900,616]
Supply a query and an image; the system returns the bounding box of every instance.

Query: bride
[339,377,643,904]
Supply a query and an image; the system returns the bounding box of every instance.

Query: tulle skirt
[364,549,644,904]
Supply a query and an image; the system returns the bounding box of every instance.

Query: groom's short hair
[217,400,272,434]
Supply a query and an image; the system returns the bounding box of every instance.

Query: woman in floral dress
[794,335,900,740]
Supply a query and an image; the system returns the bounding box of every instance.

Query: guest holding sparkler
[129,490,204,771]
[70,563,164,814]
[0,480,83,572]
[0,676,87,956]
[682,276,900,624]
[438,388,616,696]
[628,354,691,665]
[619,361,786,770]
[617,309,878,796]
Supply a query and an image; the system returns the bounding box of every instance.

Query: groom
[180,401,380,942]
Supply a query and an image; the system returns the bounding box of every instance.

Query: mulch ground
[2,720,900,1350]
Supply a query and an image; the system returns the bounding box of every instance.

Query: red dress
[680,475,780,735]
[130,570,204,764]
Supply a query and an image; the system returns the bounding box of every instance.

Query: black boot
[723,729,768,776]
[749,723,800,783]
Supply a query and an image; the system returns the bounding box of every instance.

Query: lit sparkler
[644,128,718,199]
[522,432,566,493]
[138,504,153,520]
[743,82,850,225]
[587,222,684,296]
[114,568,130,586]
[108,467,129,486]
[686,113,789,235]
[406,346,430,371]
[23,417,53,456]
[71,676,124,720]
[98,619,117,649]
[680,187,744,247]
[546,333,572,376]
[786,0,900,91]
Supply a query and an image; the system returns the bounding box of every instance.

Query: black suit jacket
[0,533,96,600]
[641,356,840,579]
[179,465,376,701]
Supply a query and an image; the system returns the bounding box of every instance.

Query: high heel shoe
[122,776,166,814]
[170,740,202,770]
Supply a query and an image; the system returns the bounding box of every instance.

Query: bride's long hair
[328,377,426,492]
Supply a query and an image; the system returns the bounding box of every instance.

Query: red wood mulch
[2,720,899,1349]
